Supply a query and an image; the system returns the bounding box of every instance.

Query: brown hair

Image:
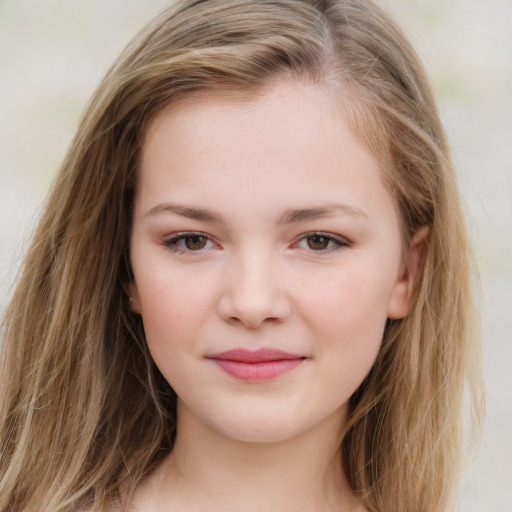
[0,1,483,510]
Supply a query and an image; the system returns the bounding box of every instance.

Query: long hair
[0,1,483,510]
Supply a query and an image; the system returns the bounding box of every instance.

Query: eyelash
[163,231,217,254]
[162,231,350,254]
[294,231,350,253]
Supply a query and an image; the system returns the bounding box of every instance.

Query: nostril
[217,289,291,328]
[227,312,282,330]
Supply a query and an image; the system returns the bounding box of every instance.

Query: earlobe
[127,281,142,314]
[387,226,429,319]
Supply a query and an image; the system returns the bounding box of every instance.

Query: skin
[127,80,425,511]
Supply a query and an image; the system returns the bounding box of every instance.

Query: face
[130,81,419,444]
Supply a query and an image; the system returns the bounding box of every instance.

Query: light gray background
[0,1,510,510]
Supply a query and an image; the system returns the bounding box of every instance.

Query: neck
[141,400,363,512]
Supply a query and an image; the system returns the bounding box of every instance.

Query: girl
[0,1,483,511]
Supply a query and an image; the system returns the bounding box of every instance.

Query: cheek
[136,265,219,361]
[300,264,391,331]
[296,265,391,375]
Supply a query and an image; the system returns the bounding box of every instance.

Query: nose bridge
[219,242,289,327]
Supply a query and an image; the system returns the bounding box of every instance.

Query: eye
[163,232,216,253]
[295,232,349,252]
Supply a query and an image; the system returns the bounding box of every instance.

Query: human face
[129,81,416,444]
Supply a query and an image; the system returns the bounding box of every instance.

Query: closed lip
[206,348,306,363]
[206,348,306,381]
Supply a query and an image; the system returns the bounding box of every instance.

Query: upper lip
[206,348,305,363]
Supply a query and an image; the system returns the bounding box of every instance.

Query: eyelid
[162,231,220,253]
[162,230,351,254]
[293,231,351,251]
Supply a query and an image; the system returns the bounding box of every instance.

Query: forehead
[136,80,396,228]
[141,78,388,173]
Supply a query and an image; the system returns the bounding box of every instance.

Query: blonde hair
[0,1,483,510]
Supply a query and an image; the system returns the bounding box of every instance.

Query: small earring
[129,296,134,302]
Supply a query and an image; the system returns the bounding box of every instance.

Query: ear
[387,226,429,320]
[127,280,142,314]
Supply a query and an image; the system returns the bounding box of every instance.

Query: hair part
[0,1,483,510]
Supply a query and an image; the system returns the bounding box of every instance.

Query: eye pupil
[185,235,207,250]
[307,235,329,250]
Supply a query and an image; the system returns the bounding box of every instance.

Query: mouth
[206,348,306,381]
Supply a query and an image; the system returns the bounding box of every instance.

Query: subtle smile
[206,348,306,381]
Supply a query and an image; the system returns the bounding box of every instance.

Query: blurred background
[0,1,510,510]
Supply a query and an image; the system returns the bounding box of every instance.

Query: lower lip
[210,358,304,381]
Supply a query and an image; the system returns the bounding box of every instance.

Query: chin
[219,425,298,444]
[209,410,315,444]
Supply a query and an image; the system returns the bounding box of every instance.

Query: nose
[216,248,291,329]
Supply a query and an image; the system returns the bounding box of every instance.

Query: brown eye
[164,233,214,253]
[184,235,208,250]
[306,235,330,250]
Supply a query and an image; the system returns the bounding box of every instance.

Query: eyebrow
[146,203,223,223]
[277,203,368,224]
[145,202,368,224]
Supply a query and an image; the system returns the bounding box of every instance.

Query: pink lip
[206,348,306,381]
